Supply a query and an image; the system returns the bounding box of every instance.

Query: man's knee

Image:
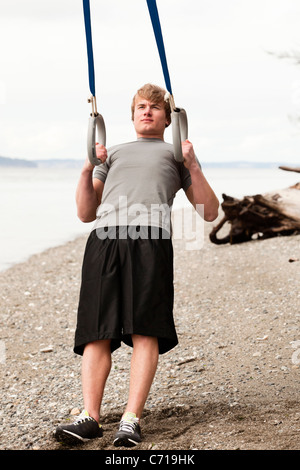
[83,339,111,356]
[131,334,158,349]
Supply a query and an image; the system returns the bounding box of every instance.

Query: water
[0,166,298,271]
[0,167,93,272]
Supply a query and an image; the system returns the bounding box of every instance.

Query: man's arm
[182,140,219,222]
[75,144,107,223]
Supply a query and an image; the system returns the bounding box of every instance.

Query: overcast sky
[1,0,300,163]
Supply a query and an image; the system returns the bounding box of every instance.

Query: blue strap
[82,0,96,97]
[146,0,173,95]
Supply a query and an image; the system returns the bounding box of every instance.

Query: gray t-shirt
[93,138,193,233]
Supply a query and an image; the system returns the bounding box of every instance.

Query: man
[54,84,219,447]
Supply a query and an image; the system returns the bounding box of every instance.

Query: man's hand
[181,140,197,170]
[83,143,108,171]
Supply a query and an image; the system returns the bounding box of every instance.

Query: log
[210,182,300,245]
[279,165,300,173]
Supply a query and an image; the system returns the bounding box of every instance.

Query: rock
[40,346,54,353]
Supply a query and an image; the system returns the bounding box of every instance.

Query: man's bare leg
[124,334,159,419]
[82,339,112,423]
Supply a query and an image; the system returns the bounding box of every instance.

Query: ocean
[0,166,298,271]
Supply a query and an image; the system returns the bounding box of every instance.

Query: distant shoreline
[0,155,296,170]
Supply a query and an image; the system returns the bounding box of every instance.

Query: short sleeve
[93,160,109,183]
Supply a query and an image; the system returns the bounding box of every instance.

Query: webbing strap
[82,0,96,97]
[146,0,173,96]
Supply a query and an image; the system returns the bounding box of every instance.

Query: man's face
[133,97,169,139]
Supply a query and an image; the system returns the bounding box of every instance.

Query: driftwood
[210,167,300,245]
[279,166,300,173]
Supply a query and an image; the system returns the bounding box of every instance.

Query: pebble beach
[0,215,300,451]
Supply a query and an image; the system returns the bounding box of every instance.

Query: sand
[0,217,299,451]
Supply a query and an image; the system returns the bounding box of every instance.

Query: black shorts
[74,227,178,355]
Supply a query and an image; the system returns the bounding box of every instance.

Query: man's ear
[165,120,171,128]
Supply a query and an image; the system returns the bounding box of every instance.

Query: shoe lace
[74,410,94,426]
[119,417,139,434]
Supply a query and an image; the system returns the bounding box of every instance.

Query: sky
[1,0,300,164]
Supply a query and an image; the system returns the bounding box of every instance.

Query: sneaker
[114,412,142,447]
[54,410,103,445]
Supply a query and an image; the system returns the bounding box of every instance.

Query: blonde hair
[131,83,171,126]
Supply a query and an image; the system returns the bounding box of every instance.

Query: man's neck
[136,133,164,141]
